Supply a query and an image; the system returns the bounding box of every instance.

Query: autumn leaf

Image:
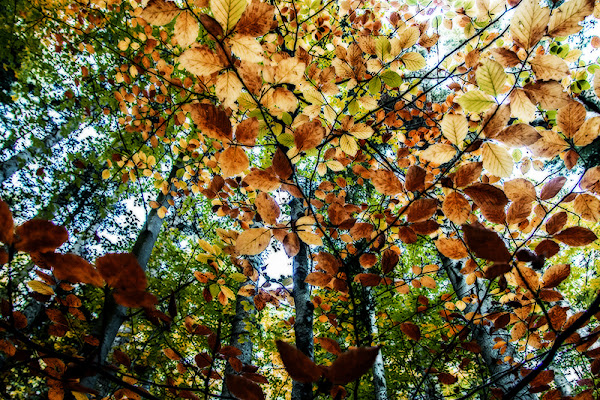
[553,227,597,246]
[325,346,380,384]
[476,60,507,96]
[178,46,225,77]
[316,337,342,356]
[211,0,247,33]
[435,237,468,260]
[15,220,68,253]
[225,374,265,400]
[220,147,249,177]
[0,200,14,245]
[275,340,322,383]
[400,322,421,341]
[539,176,567,200]
[236,228,272,255]
[174,11,199,47]
[542,264,571,288]
[462,224,511,262]
[140,0,181,26]
[440,114,468,147]
[510,0,549,50]
[547,0,594,37]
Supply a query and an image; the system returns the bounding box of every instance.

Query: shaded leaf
[276,340,321,383]
[400,322,421,341]
[326,346,380,384]
[15,220,68,253]
[225,374,265,400]
[462,224,511,262]
[554,227,597,246]
[542,264,571,288]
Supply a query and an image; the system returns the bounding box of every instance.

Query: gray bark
[364,287,388,400]
[553,369,572,396]
[290,197,314,400]
[81,161,180,393]
[0,121,72,185]
[441,254,535,400]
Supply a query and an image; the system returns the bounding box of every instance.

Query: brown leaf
[316,337,342,356]
[236,117,259,145]
[406,199,437,223]
[0,200,13,245]
[381,249,399,274]
[294,120,325,151]
[397,226,417,244]
[41,253,103,287]
[514,265,540,291]
[354,273,381,286]
[463,183,508,209]
[553,227,597,246]
[140,0,181,26]
[15,220,68,253]
[581,167,600,194]
[371,170,403,195]
[325,346,380,384]
[442,192,471,225]
[328,202,348,226]
[547,306,567,330]
[507,200,532,225]
[535,239,560,258]
[542,264,570,288]
[405,165,426,192]
[545,211,568,235]
[462,224,511,262]
[482,105,511,138]
[454,162,483,188]
[540,176,567,200]
[495,124,541,147]
[524,81,571,109]
[400,322,421,341]
[243,169,281,192]
[255,192,280,225]
[315,252,340,275]
[225,374,265,400]
[490,48,521,67]
[220,147,249,177]
[276,340,322,383]
[350,222,373,241]
[438,372,458,385]
[305,272,333,287]
[96,253,146,292]
[282,233,300,257]
[272,149,292,180]
[359,253,377,268]
[435,238,468,260]
[237,1,275,37]
[557,101,586,138]
[190,103,232,141]
[573,193,600,222]
[410,220,439,235]
[114,291,157,308]
[504,178,536,203]
[199,13,224,38]
[484,263,511,280]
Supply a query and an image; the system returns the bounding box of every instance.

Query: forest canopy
[1,0,600,398]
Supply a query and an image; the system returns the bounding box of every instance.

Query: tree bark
[81,161,180,393]
[290,197,314,400]
[363,286,389,400]
[440,254,536,400]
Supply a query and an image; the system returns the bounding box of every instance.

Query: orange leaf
[236,117,259,146]
[400,322,421,341]
[220,147,249,177]
[272,148,293,180]
[325,346,380,385]
[294,120,325,151]
[438,372,458,385]
[282,232,300,257]
[40,253,103,287]
[405,165,426,192]
[553,227,597,246]
[0,200,14,245]
[255,192,280,225]
[163,348,181,361]
[190,103,232,141]
[406,199,438,223]
[442,192,471,225]
[354,273,381,286]
[305,272,333,287]
[96,253,147,292]
[381,249,399,274]
[435,238,468,260]
[454,162,483,188]
[276,340,322,383]
[317,337,342,356]
[15,220,68,253]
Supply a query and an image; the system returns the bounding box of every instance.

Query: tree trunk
[363,286,388,400]
[81,161,180,393]
[0,122,72,185]
[290,197,314,400]
[440,254,536,400]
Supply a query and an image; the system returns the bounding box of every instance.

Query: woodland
[1,0,600,398]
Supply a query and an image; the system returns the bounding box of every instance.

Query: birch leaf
[482,142,513,177]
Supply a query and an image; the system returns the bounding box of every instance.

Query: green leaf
[380,70,403,88]
[369,77,382,95]
[456,90,495,113]
[211,0,247,33]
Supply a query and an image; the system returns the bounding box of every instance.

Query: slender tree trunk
[363,286,388,400]
[0,122,73,185]
[441,254,536,400]
[81,161,180,393]
[290,197,314,400]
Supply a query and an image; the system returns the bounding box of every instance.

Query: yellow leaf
[510,89,536,123]
[140,0,181,26]
[400,52,426,71]
[297,231,323,246]
[573,117,600,147]
[101,169,111,180]
[174,11,199,47]
[440,114,468,147]
[178,46,224,77]
[72,393,89,400]
[548,0,594,37]
[229,34,264,62]
[456,90,495,113]
[219,147,249,177]
[216,71,243,108]
[510,0,550,50]
[221,285,236,300]
[476,60,507,96]
[236,228,271,255]
[529,54,570,81]
[340,134,358,157]
[211,0,247,33]
[420,144,456,164]
[482,142,513,177]
[27,280,54,295]
[157,206,168,219]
